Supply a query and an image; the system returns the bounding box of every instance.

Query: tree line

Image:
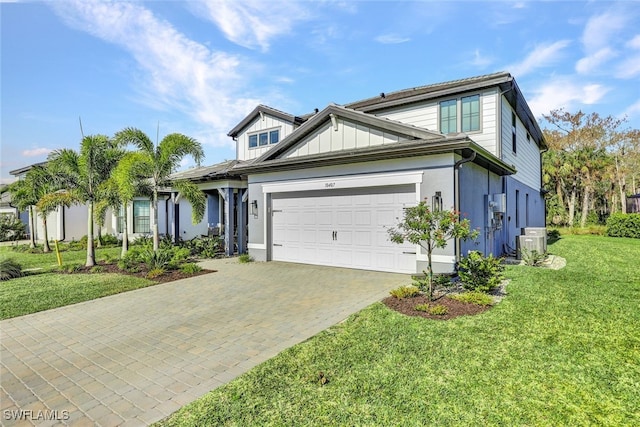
[541,109,639,228]
[8,128,206,267]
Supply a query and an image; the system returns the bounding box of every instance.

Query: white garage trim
[417,254,457,264]
[262,170,423,194]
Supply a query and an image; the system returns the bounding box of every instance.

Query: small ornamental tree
[387,201,479,300]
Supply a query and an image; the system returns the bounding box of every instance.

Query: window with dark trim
[461,95,480,132]
[248,134,258,148]
[248,129,280,148]
[133,200,150,234]
[440,99,457,134]
[511,112,517,154]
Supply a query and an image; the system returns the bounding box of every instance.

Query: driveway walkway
[1,260,407,426]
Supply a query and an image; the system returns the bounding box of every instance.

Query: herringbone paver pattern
[1,260,406,426]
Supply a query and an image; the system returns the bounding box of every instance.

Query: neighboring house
[9,72,546,274]
[186,71,546,274]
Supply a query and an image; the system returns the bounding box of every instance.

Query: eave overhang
[234,137,516,177]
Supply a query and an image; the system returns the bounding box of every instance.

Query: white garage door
[271,185,416,273]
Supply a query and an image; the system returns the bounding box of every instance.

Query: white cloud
[508,40,571,77]
[470,49,492,68]
[581,11,628,52]
[575,47,616,74]
[192,0,311,51]
[22,148,53,157]
[628,35,640,49]
[527,77,609,118]
[50,1,263,149]
[374,34,411,44]
[623,99,640,119]
[615,55,640,79]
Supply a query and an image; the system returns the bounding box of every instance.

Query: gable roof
[346,71,546,150]
[227,104,306,138]
[253,103,449,163]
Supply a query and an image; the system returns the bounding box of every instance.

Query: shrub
[101,253,117,264]
[449,291,494,306]
[146,267,166,279]
[458,251,504,292]
[184,236,224,258]
[11,244,31,253]
[141,248,172,270]
[58,263,83,273]
[180,263,202,274]
[520,248,547,267]
[415,303,448,315]
[238,254,253,263]
[606,213,640,238]
[167,247,191,270]
[389,285,420,299]
[90,265,105,273]
[132,235,153,247]
[0,215,26,242]
[99,234,120,246]
[0,257,23,280]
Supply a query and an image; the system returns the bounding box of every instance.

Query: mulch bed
[67,262,216,284]
[382,294,492,320]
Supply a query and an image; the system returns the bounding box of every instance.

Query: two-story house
[179,71,546,274]
[10,71,545,275]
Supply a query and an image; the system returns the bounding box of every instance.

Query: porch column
[236,189,247,254]
[221,188,235,256]
[207,191,220,229]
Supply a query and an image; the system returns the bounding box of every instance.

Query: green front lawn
[159,235,640,426]
[0,245,150,319]
[0,273,154,319]
[0,245,121,270]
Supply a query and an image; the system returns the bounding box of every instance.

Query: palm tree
[114,128,206,251]
[7,178,37,249]
[106,151,153,257]
[47,135,124,267]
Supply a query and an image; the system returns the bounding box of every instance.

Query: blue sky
[2,0,639,184]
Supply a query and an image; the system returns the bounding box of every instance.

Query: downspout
[454,150,476,263]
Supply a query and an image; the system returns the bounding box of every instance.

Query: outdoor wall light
[251,200,258,218]
[432,191,443,212]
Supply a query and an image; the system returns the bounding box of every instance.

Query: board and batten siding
[500,96,541,190]
[283,118,407,158]
[236,114,297,161]
[375,89,500,157]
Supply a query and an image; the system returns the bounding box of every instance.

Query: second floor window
[461,95,480,132]
[248,129,280,149]
[440,99,457,134]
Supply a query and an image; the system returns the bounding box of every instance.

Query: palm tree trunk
[152,191,159,252]
[42,215,51,253]
[580,185,590,228]
[567,180,577,227]
[86,201,95,267]
[28,206,36,248]
[121,214,129,258]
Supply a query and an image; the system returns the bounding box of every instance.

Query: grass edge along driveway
[159,235,640,427]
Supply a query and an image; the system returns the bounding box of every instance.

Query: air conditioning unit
[521,227,547,252]
[516,235,546,259]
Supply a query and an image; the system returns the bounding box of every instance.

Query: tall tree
[114,128,206,251]
[47,135,124,267]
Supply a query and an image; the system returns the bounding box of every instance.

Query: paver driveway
[1,259,407,426]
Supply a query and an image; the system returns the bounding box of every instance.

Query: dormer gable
[229,105,308,161]
[255,104,447,162]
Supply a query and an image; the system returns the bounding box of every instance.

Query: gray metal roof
[169,160,248,182]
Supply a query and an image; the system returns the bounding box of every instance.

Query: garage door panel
[272,185,416,273]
